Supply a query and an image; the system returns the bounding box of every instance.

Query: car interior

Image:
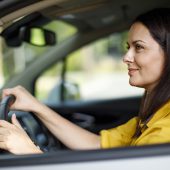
[0,0,147,151]
[0,0,170,168]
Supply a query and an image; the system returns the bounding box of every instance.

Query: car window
[0,20,77,88]
[35,61,63,101]
[35,31,144,103]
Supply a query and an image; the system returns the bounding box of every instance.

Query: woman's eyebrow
[126,40,146,45]
[132,40,146,44]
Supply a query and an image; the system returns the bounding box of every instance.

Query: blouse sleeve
[100,117,138,148]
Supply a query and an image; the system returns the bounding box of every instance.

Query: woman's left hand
[0,114,43,154]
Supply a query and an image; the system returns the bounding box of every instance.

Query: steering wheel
[0,95,61,152]
[0,95,16,153]
[0,95,16,121]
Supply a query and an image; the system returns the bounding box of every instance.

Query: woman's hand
[0,114,42,154]
[2,85,41,112]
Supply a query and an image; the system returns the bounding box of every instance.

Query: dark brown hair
[133,8,170,137]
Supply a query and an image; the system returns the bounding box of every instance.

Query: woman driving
[1,8,170,154]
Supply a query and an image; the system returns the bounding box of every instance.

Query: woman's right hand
[2,85,41,112]
[0,114,43,154]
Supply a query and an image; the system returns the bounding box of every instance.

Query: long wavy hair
[132,8,170,137]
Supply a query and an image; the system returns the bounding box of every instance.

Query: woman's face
[123,22,165,91]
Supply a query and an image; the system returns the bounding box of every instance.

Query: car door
[0,144,170,170]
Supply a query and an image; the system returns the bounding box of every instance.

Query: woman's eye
[135,44,143,51]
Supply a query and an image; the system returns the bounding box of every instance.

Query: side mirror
[19,27,56,46]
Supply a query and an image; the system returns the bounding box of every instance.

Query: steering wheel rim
[0,95,16,121]
[0,95,16,153]
[0,95,61,152]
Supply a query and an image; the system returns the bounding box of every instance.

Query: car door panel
[46,96,141,133]
[1,144,170,170]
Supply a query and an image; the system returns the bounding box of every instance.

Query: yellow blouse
[100,100,170,148]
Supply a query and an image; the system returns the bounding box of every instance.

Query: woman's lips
[128,68,139,76]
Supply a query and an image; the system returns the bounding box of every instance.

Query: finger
[11,114,23,130]
[2,88,13,98]
[0,141,7,150]
[2,85,25,97]
[0,134,6,142]
[0,127,9,135]
[0,120,13,128]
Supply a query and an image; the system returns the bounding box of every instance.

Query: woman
[1,8,170,154]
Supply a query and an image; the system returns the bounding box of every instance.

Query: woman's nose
[123,50,134,63]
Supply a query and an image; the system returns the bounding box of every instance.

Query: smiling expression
[123,22,165,91]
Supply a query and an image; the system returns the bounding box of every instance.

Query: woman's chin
[129,80,143,88]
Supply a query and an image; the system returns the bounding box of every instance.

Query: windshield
[0,20,77,88]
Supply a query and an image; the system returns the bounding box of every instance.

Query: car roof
[1,0,170,31]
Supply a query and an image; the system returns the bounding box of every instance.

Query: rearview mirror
[1,26,56,47]
[19,27,56,46]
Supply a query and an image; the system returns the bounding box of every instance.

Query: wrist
[30,99,43,113]
[25,141,43,154]
[24,146,43,154]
